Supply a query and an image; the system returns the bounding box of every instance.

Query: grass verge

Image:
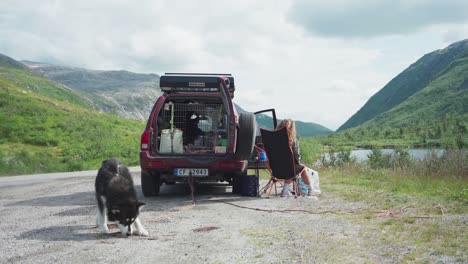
[321,164,467,262]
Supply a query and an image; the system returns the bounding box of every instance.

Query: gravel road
[0,170,463,263]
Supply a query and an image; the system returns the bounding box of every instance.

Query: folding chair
[259,126,303,198]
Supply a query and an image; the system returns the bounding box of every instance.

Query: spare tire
[235,112,256,160]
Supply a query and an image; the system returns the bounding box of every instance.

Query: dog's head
[109,200,145,233]
[101,158,122,174]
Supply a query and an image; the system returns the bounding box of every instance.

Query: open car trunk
[153,97,229,155]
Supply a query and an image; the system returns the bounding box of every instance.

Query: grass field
[253,138,467,261]
[0,65,145,176]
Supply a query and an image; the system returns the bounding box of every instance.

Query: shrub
[319,148,357,168]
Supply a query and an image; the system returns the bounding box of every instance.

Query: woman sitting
[276,119,317,197]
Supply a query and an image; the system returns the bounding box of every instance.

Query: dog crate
[156,100,228,154]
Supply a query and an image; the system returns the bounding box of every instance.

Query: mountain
[0,53,28,69]
[235,105,333,137]
[295,120,333,137]
[1,55,92,108]
[356,44,468,129]
[0,54,144,175]
[23,61,332,137]
[22,61,161,120]
[338,39,468,131]
[327,40,467,148]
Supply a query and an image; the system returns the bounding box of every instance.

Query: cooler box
[241,175,258,197]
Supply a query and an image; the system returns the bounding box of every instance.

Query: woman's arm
[292,139,301,163]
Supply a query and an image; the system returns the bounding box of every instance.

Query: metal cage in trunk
[155,100,228,155]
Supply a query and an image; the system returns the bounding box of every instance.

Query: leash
[218,200,341,214]
[188,172,196,204]
[217,200,441,218]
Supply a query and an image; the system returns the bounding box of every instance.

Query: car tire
[235,112,256,160]
[141,169,161,197]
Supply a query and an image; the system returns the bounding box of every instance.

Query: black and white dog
[95,158,149,236]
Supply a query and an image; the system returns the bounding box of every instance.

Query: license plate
[174,168,209,177]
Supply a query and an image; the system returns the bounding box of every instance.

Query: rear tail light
[141,130,150,150]
[148,161,163,168]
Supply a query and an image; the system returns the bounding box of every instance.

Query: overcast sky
[1,0,467,130]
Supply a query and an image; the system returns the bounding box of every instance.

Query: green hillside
[338,39,468,131]
[0,54,145,176]
[323,43,468,148]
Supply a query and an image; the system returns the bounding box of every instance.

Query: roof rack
[160,73,235,98]
[165,73,232,76]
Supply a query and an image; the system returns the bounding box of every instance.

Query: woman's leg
[300,169,311,185]
[300,168,315,195]
[281,179,293,196]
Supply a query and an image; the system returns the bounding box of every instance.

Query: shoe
[281,183,291,197]
[307,190,314,196]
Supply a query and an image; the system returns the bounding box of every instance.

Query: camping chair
[258,126,303,198]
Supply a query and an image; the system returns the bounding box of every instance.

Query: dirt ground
[0,172,464,264]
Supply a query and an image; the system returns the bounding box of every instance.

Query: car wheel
[141,170,161,197]
[235,112,256,160]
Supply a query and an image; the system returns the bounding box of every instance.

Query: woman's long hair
[277,119,296,146]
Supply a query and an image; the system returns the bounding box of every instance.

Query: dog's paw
[135,229,149,236]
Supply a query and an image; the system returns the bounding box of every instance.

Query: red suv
[140,73,257,196]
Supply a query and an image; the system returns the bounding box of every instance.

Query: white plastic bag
[307,168,321,195]
[172,129,183,154]
[160,129,172,153]
[160,128,183,154]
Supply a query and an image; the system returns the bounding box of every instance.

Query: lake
[323,148,446,162]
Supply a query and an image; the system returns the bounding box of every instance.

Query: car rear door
[247,108,278,169]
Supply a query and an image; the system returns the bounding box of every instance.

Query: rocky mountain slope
[22,61,161,120]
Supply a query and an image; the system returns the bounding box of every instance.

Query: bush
[320,148,357,168]
[366,148,413,170]
[367,148,392,169]
[413,149,467,180]
[393,148,412,168]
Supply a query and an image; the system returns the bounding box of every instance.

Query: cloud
[288,0,468,38]
[0,0,466,130]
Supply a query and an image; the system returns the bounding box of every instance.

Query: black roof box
[160,73,235,97]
